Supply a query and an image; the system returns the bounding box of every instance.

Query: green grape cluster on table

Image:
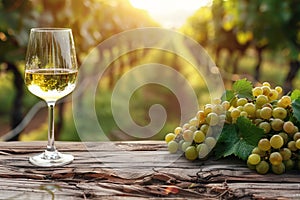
[165,80,300,175]
[165,94,227,161]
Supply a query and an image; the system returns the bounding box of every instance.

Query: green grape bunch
[165,98,225,161]
[165,79,300,175]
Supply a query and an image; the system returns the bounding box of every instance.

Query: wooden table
[0,141,299,199]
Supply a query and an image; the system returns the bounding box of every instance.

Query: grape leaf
[236,117,264,146]
[214,117,264,160]
[291,89,300,101]
[292,98,300,122]
[233,140,256,160]
[214,124,238,159]
[232,79,253,99]
[221,90,235,102]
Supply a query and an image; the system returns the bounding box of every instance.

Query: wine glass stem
[47,101,56,152]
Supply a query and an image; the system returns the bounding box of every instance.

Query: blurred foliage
[0,0,36,64]
[182,0,300,58]
[181,0,300,92]
[1,0,300,141]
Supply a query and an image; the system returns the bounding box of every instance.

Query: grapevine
[165,79,300,175]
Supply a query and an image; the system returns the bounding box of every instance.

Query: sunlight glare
[129,0,212,28]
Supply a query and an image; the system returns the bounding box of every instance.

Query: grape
[262,86,271,96]
[247,153,261,165]
[205,137,217,150]
[279,148,292,161]
[283,121,296,135]
[255,109,262,118]
[197,110,206,124]
[200,124,209,133]
[270,135,284,149]
[237,98,248,106]
[205,127,214,137]
[219,114,226,124]
[240,111,248,117]
[193,130,205,143]
[252,87,263,96]
[287,141,297,151]
[182,123,190,130]
[213,98,222,105]
[174,127,182,135]
[272,107,287,120]
[204,104,212,115]
[181,141,192,152]
[197,143,209,159]
[258,122,271,134]
[277,96,291,108]
[270,118,284,131]
[293,132,300,141]
[247,160,256,170]
[243,103,256,117]
[254,118,263,125]
[283,159,294,171]
[275,86,283,94]
[183,130,194,142]
[185,146,198,161]
[269,152,283,166]
[268,89,279,101]
[258,138,271,151]
[222,101,230,111]
[212,104,224,115]
[278,132,289,144]
[256,95,269,107]
[189,125,197,132]
[256,160,269,174]
[271,162,285,174]
[295,139,300,149]
[230,108,241,118]
[262,103,273,109]
[189,117,198,127]
[237,106,244,111]
[262,82,271,87]
[165,133,176,143]
[280,96,292,108]
[252,147,266,157]
[168,141,179,153]
[206,112,219,126]
[260,107,272,120]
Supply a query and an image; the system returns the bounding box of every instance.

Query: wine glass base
[29,150,74,167]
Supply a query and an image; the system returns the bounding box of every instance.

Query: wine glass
[24,28,78,167]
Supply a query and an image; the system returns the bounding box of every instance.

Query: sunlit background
[0,0,299,142]
[129,0,212,27]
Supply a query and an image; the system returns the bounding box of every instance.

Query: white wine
[25,68,78,102]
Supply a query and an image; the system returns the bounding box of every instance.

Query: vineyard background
[0,0,299,141]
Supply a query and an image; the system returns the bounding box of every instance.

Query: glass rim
[31,27,72,32]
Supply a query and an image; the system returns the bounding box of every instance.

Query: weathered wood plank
[0,141,299,199]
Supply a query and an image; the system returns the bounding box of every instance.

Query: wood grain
[0,141,299,199]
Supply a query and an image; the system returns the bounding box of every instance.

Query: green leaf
[214,124,238,159]
[292,99,300,122]
[221,90,235,102]
[291,89,300,101]
[236,117,264,146]
[214,117,264,160]
[232,79,253,99]
[233,140,256,160]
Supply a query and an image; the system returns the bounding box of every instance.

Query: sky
[129,0,213,28]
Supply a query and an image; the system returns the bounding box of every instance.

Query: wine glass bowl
[25,28,78,167]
